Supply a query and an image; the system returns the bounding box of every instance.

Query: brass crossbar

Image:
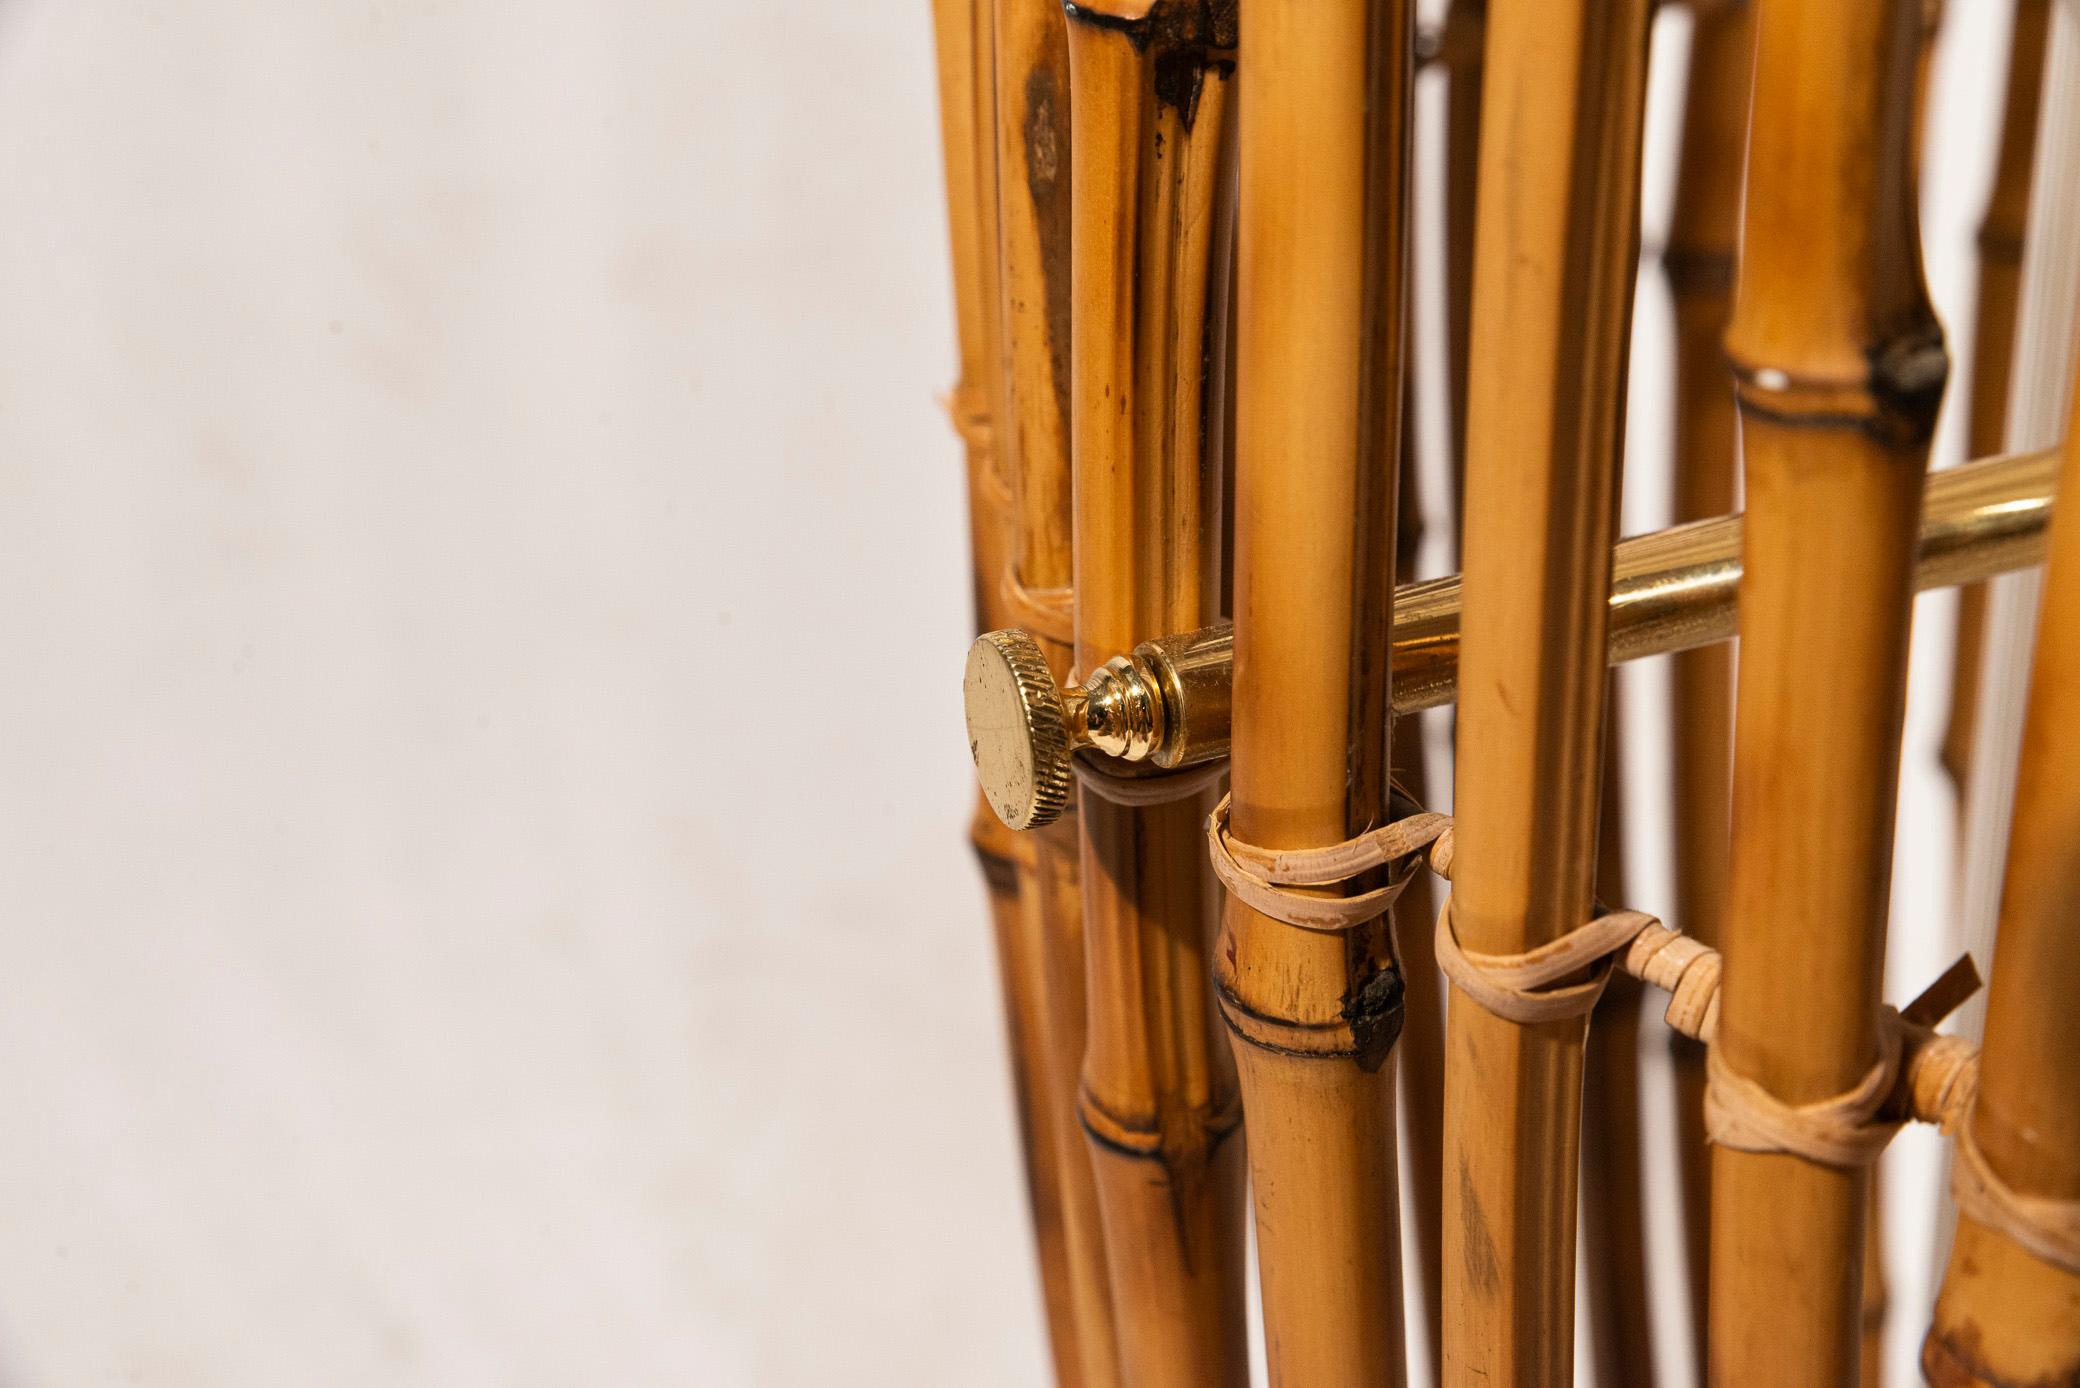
[964,446,2055,829]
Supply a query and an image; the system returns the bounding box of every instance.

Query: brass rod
[964,447,2056,827]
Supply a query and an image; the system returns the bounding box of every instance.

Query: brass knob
[965,629,1075,830]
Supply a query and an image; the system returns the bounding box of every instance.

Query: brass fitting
[964,625,1233,829]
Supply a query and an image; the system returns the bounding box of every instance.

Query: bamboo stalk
[1922,305,2080,1388]
[1662,0,1751,1365]
[1393,432,1446,1375]
[1218,0,1413,1381]
[1706,0,1945,1378]
[1063,7,1247,1384]
[1438,0,1650,1378]
[1580,683,1654,1385]
[1440,0,1483,481]
[931,4,1095,1379]
[990,4,1126,1381]
[1941,0,2049,796]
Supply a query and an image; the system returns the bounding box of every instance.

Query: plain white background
[0,1,2021,1384]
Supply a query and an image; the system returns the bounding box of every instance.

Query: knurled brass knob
[965,629,1074,830]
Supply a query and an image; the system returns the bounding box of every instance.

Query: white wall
[0,3,1039,1384]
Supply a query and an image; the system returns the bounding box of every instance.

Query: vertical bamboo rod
[1064,7,1247,1384]
[1438,0,1650,1379]
[932,5,1093,1380]
[1220,0,1413,1382]
[1705,0,1945,1379]
[1940,0,2049,799]
[1392,445,1446,1372]
[1662,0,1751,1365]
[991,7,1128,1382]
[1921,321,2080,1388]
[1439,0,1483,479]
[1580,689,1654,1385]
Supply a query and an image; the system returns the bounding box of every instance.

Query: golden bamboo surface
[1923,309,2080,1388]
[990,5,1128,1381]
[1438,0,1482,478]
[1707,0,1946,1379]
[1063,6,1247,1384]
[1439,0,1649,1380]
[1663,1,1751,1361]
[1943,0,2050,790]
[1580,696,1654,1386]
[931,3,1095,1379]
[1392,450,1445,1373]
[1219,0,1413,1381]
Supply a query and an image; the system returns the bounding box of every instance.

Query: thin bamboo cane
[1581,683,1654,1386]
[989,6,1127,1382]
[1219,0,1413,1382]
[1439,0,1650,1379]
[932,4,1091,1378]
[1861,13,1950,1380]
[1705,0,1946,1378]
[1393,434,1446,1375]
[1663,0,1751,1366]
[1921,312,2080,1388]
[1941,0,2049,796]
[1439,0,1483,479]
[1062,7,1247,1384]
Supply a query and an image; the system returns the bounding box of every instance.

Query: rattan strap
[1204,793,1450,933]
[1076,755,1227,808]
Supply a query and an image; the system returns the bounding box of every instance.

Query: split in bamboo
[1219,0,1416,1382]
[1438,0,1650,1380]
[1922,296,2080,1388]
[1706,0,1946,1380]
[1063,5,1247,1383]
[1662,0,1752,1362]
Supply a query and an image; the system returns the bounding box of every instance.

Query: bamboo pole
[1941,0,2049,796]
[1921,323,2080,1388]
[1581,686,1654,1385]
[1705,0,1946,1378]
[930,5,1095,1380]
[1438,0,1650,1379]
[1439,0,1483,478]
[1393,439,1447,1374]
[1062,7,1247,1384]
[1662,0,1751,1365]
[989,5,1126,1382]
[1219,0,1414,1381]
